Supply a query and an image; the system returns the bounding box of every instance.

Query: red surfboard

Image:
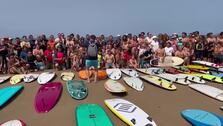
[35,82,62,113]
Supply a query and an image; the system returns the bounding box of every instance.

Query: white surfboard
[121,69,139,77]
[192,61,222,68]
[0,76,11,84]
[176,74,205,84]
[37,72,55,84]
[1,120,25,126]
[136,68,164,75]
[105,98,157,126]
[23,74,39,83]
[123,77,144,91]
[189,84,223,101]
[104,79,127,93]
[106,68,122,80]
[155,73,191,85]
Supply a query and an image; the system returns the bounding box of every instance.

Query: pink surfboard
[35,82,62,113]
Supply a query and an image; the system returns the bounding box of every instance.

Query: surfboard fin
[212,77,216,81]
[147,116,153,122]
[131,118,136,125]
[175,78,178,82]
[191,77,195,80]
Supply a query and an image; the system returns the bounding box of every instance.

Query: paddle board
[0,76,11,84]
[23,74,39,83]
[192,60,222,68]
[151,56,184,67]
[61,72,75,81]
[104,79,126,93]
[136,68,164,75]
[123,77,144,91]
[181,109,221,126]
[185,65,209,70]
[192,73,223,84]
[176,74,205,84]
[105,98,157,126]
[66,80,88,100]
[78,70,92,80]
[155,73,191,85]
[37,72,55,84]
[97,70,107,80]
[106,68,122,80]
[140,75,176,90]
[121,69,139,77]
[0,120,25,126]
[10,74,25,85]
[189,84,223,101]
[76,104,114,126]
[35,82,62,113]
[0,85,23,107]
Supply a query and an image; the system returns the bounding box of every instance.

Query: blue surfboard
[181,109,221,126]
[0,85,24,107]
[209,70,223,78]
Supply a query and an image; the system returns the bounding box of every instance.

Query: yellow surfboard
[185,65,209,70]
[192,74,223,84]
[140,75,176,90]
[61,72,75,81]
[10,74,25,85]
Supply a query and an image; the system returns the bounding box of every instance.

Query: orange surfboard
[78,70,92,80]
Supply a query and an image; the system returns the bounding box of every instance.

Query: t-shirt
[164,47,174,56]
[27,55,36,63]
[85,41,99,60]
[56,52,64,64]
[150,41,159,52]
[44,50,53,62]
[20,51,28,61]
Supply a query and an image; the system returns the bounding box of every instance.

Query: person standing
[85,35,99,83]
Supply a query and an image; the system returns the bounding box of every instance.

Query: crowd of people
[0,31,223,75]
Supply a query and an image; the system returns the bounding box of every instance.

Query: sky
[0,0,223,37]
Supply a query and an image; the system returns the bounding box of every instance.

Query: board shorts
[85,60,98,69]
[35,62,45,70]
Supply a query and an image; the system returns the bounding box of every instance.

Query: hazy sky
[0,0,222,37]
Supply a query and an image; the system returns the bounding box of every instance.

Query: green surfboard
[192,73,223,84]
[66,80,88,100]
[76,104,113,126]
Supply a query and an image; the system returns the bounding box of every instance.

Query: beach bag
[87,43,97,57]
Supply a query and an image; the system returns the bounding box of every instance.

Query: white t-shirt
[145,37,153,44]
[164,47,174,56]
[150,41,159,52]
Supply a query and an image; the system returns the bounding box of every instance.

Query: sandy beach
[0,70,223,126]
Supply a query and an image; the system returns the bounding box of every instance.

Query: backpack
[87,43,97,57]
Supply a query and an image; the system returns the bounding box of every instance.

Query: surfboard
[151,56,184,67]
[97,70,107,80]
[172,66,191,73]
[66,80,88,100]
[192,60,222,68]
[189,84,223,101]
[0,76,11,84]
[0,85,23,107]
[165,68,181,74]
[23,74,39,83]
[140,75,176,90]
[35,82,62,113]
[76,104,114,126]
[185,65,209,70]
[61,72,75,81]
[192,73,223,84]
[136,68,164,75]
[176,74,205,84]
[123,77,144,91]
[181,109,221,126]
[104,79,126,93]
[155,73,191,85]
[121,69,139,77]
[105,98,157,126]
[37,72,55,84]
[78,70,92,80]
[0,120,25,126]
[209,70,223,78]
[10,74,25,85]
[106,68,122,80]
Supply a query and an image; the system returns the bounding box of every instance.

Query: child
[71,52,81,71]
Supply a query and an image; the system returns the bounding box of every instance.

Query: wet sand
[0,70,223,126]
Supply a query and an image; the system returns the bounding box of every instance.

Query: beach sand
[0,70,223,126]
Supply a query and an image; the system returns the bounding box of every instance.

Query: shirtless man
[128,55,139,68]
[104,50,115,68]
[155,44,165,63]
